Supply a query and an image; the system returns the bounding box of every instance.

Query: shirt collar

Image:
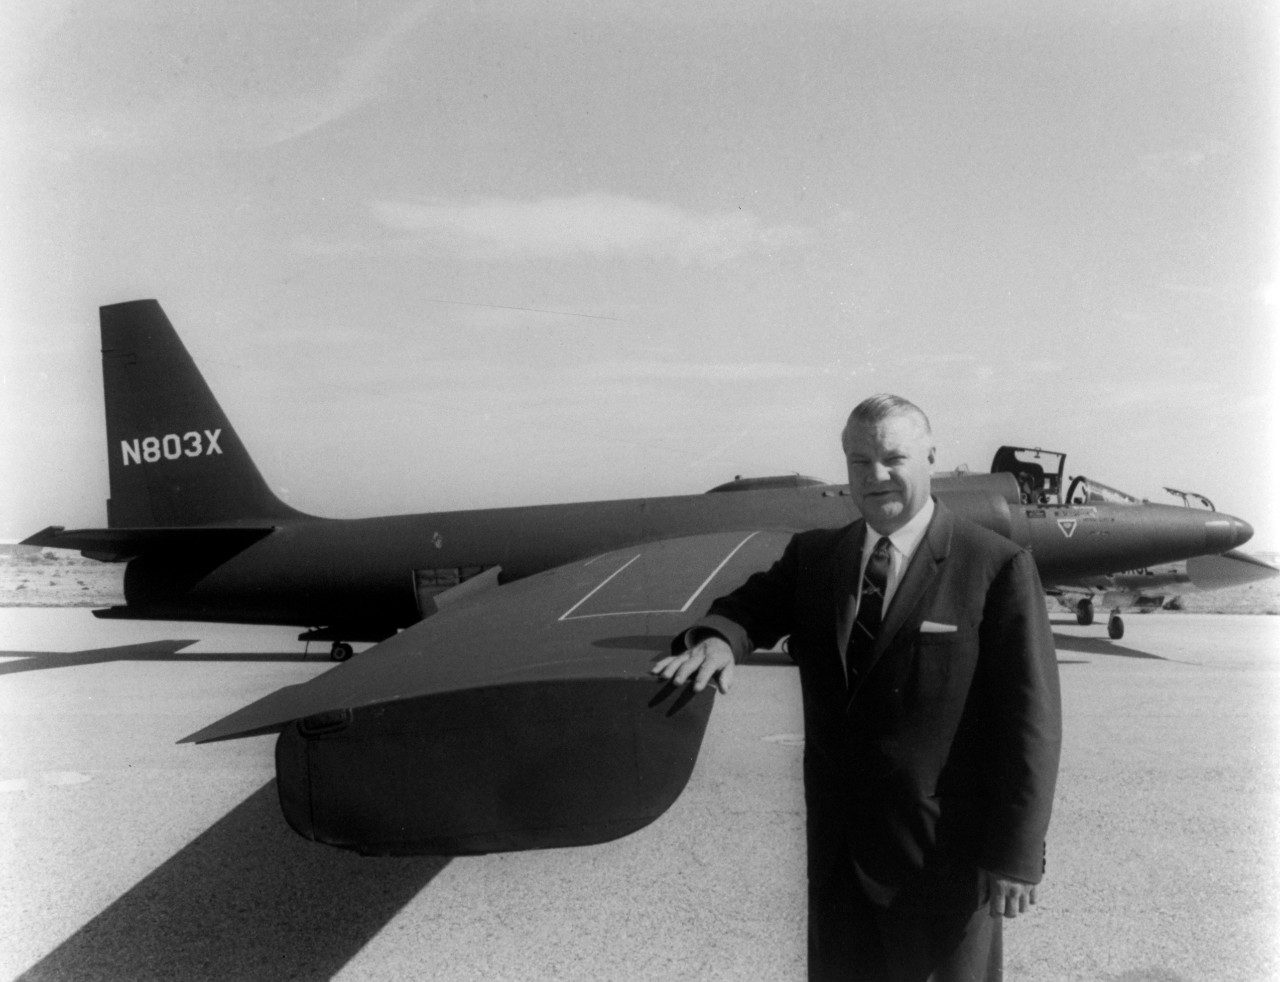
[862,495,935,562]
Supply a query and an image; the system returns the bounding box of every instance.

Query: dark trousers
[807,854,1001,982]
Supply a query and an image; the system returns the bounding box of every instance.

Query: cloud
[9,1,438,151]
[1132,138,1235,188]
[579,360,824,381]
[306,357,826,387]
[267,0,438,146]
[371,193,812,264]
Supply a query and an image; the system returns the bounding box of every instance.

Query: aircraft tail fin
[101,300,306,527]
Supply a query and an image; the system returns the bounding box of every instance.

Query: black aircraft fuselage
[27,300,1253,653]
[94,479,1249,640]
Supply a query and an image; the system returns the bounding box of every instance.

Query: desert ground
[1,607,1277,981]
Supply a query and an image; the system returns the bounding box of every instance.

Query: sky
[1,1,1276,549]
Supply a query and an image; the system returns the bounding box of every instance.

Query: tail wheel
[330,642,354,662]
[1075,598,1094,627]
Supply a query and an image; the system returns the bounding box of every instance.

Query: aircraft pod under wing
[184,530,791,855]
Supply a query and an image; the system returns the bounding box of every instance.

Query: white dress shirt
[856,496,935,615]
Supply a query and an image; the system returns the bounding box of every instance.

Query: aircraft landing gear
[1107,611,1124,640]
[330,641,354,662]
[1075,598,1094,627]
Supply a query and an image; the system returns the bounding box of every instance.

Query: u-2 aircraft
[24,300,1265,857]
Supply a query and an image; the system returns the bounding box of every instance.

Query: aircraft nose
[1204,514,1253,553]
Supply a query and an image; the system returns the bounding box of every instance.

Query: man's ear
[928,447,936,465]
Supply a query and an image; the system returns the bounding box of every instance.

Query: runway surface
[1,608,1277,981]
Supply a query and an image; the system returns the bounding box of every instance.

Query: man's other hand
[650,636,735,694]
[982,870,1038,918]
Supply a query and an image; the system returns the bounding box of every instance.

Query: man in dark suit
[653,394,1061,981]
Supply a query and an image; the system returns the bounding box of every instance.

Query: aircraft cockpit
[1059,480,1217,510]
[992,445,1157,509]
[1063,476,1143,506]
[1163,486,1216,511]
[990,446,1066,505]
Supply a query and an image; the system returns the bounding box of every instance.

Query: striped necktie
[847,535,892,681]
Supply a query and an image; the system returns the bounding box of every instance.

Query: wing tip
[179,722,289,745]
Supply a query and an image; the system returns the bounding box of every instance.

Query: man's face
[843,413,935,534]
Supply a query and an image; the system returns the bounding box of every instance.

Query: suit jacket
[687,499,1061,900]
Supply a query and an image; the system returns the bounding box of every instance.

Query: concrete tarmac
[1,608,1277,981]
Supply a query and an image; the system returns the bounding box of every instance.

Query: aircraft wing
[1047,547,1278,600]
[1046,547,1278,633]
[183,529,792,855]
[1183,548,1279,590]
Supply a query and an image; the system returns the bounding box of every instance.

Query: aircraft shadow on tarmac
[1049,631,1168,660]
[0,641,321,676]
[18,781,451,982]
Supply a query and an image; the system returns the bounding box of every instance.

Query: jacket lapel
[832,520,864,663]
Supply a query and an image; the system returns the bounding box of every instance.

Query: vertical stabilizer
[101,300,306,527]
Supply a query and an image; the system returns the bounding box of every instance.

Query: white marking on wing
[558,554,642,621]
[677,531,760,612]
[560,532,761,620]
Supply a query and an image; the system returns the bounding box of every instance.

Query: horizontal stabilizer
[21,525,276,563]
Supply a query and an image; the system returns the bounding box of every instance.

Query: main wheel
[1107,614,1124,640]
[330,641,354,662]
[1076,599,1094,627]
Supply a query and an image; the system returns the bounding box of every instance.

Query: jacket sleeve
[672,533,801,662]
[977,547,1062,884]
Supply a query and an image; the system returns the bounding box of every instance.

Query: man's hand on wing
[982,870,1038,918]
[650,636,735,694]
